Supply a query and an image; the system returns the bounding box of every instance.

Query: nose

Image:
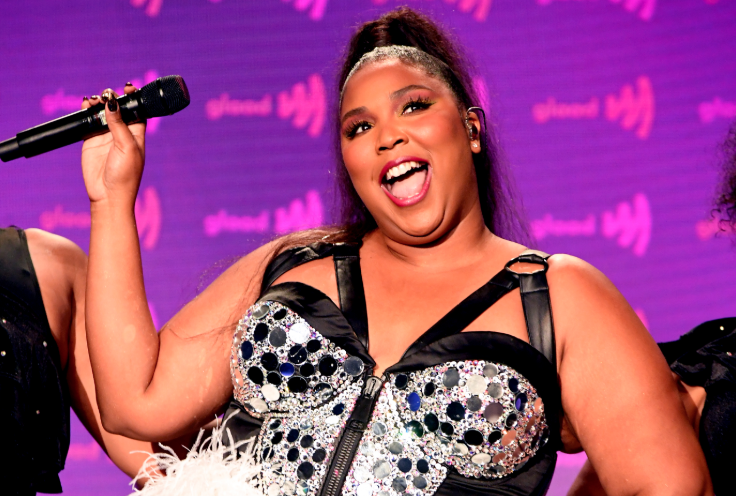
[376,121,407,152]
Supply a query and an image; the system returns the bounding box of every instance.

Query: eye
[344,121,372,139]
[402,97,433,115]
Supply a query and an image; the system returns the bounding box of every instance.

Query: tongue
[389,168,427,199]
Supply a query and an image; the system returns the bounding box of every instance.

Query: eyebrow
[340,84,435,125]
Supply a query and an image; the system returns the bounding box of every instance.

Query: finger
[81,96,92,110]
[124,82,138,95]
[100,88,120,103]
[105,94,137,150]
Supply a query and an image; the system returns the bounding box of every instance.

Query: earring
[472,143,478,148]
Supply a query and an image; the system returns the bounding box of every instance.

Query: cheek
[341,144,376,197]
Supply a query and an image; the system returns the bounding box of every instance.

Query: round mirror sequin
[423,382,436,396]
[314,383,333,401]
[299,363,315,377]
[253,323,268,342]
[318,356,338,376]
[394,374,409,389]
[312,448,326,463]
[306,339,321,353]
[267,372,282,386]
[252,304,269,319]
[403,420,424,439]
[391,477,407,492]
[484,402,504,423]
[280,362,295,377]
[388,441,403,454]
[372,422,387,437]
[288,345,308,364]
[466,375,486,395]
[288,376,308,393]
[423,413,439,432]
[483,363,498,378]
[373,459,391,479]
[297,462,314,480]
[287,429,300,443]
[247,367,263,385]
[446,401,465,421]
[240,341,253,360]
[261,353,279,371]
[397,458,412,472]
[407,392,421,411]
[487,383,503,399]
[515,393,528,411]
[443,368,460,387]
[262,384,280,402]
[288,322,311,344]
[343,356,364,376]
[269,328,287,347]
[273,308,287,320]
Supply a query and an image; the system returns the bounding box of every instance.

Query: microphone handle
[0,92,148,162]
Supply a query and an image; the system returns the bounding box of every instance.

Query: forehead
[340,59,452,110]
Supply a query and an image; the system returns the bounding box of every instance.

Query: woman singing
[80,8,711,496]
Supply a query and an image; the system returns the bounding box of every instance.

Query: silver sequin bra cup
[231,301,550,496]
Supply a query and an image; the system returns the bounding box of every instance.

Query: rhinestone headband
[340,45,456,103]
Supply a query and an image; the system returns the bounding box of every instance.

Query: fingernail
[107,97,118,112]
[101,92,110,102]
[83,96,89,102]
[90,95,99,100]
[125,82,133,87]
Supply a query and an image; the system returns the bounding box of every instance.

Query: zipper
[319,374,385,496]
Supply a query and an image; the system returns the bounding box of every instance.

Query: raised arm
[80,88,271,441]
[26,229,153,477]
[549,255,712,496]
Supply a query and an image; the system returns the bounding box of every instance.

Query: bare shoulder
[25,228,87,273]
[544,253,647,351]
[545,254,625,308]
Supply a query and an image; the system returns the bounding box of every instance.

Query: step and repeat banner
[1,0,734,494]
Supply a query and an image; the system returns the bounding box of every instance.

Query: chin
[390,211,447,243]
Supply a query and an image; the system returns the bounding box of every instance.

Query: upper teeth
[385,161,424,181]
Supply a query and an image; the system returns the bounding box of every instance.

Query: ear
[466,110,482,154]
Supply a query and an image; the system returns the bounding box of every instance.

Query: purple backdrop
[1,0,735,494]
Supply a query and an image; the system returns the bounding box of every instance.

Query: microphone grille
[139,75,190,118]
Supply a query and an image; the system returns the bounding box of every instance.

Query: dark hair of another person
[716,120,736,230]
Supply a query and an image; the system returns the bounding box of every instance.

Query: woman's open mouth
[380,159,431,206]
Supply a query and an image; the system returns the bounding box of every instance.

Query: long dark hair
[716,120,736,231]
[265,7,528,269]
[330,7,528,245]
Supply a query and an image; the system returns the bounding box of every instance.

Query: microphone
[0,75,190,162]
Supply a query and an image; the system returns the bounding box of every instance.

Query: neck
[369,208,498,271]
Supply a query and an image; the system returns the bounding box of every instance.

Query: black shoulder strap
[507,249,557,370]
[259,241,369,348]
[402,269,519,359]
[332,244,369,349]
[0,227,50,328]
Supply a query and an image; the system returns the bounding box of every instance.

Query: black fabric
[658,317,736,496]
[332,243,369,350]
[512,251,556,370]
[0,227,69,495]
[226,243,561,495]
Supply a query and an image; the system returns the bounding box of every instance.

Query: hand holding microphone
[0,75,189,205]
[81,84,149,207]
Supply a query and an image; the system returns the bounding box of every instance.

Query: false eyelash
[402,96,434,113]
[344,120,371,139]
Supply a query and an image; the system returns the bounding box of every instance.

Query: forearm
[86,199,160,425]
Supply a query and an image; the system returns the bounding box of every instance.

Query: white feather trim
[129,416,265,496]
